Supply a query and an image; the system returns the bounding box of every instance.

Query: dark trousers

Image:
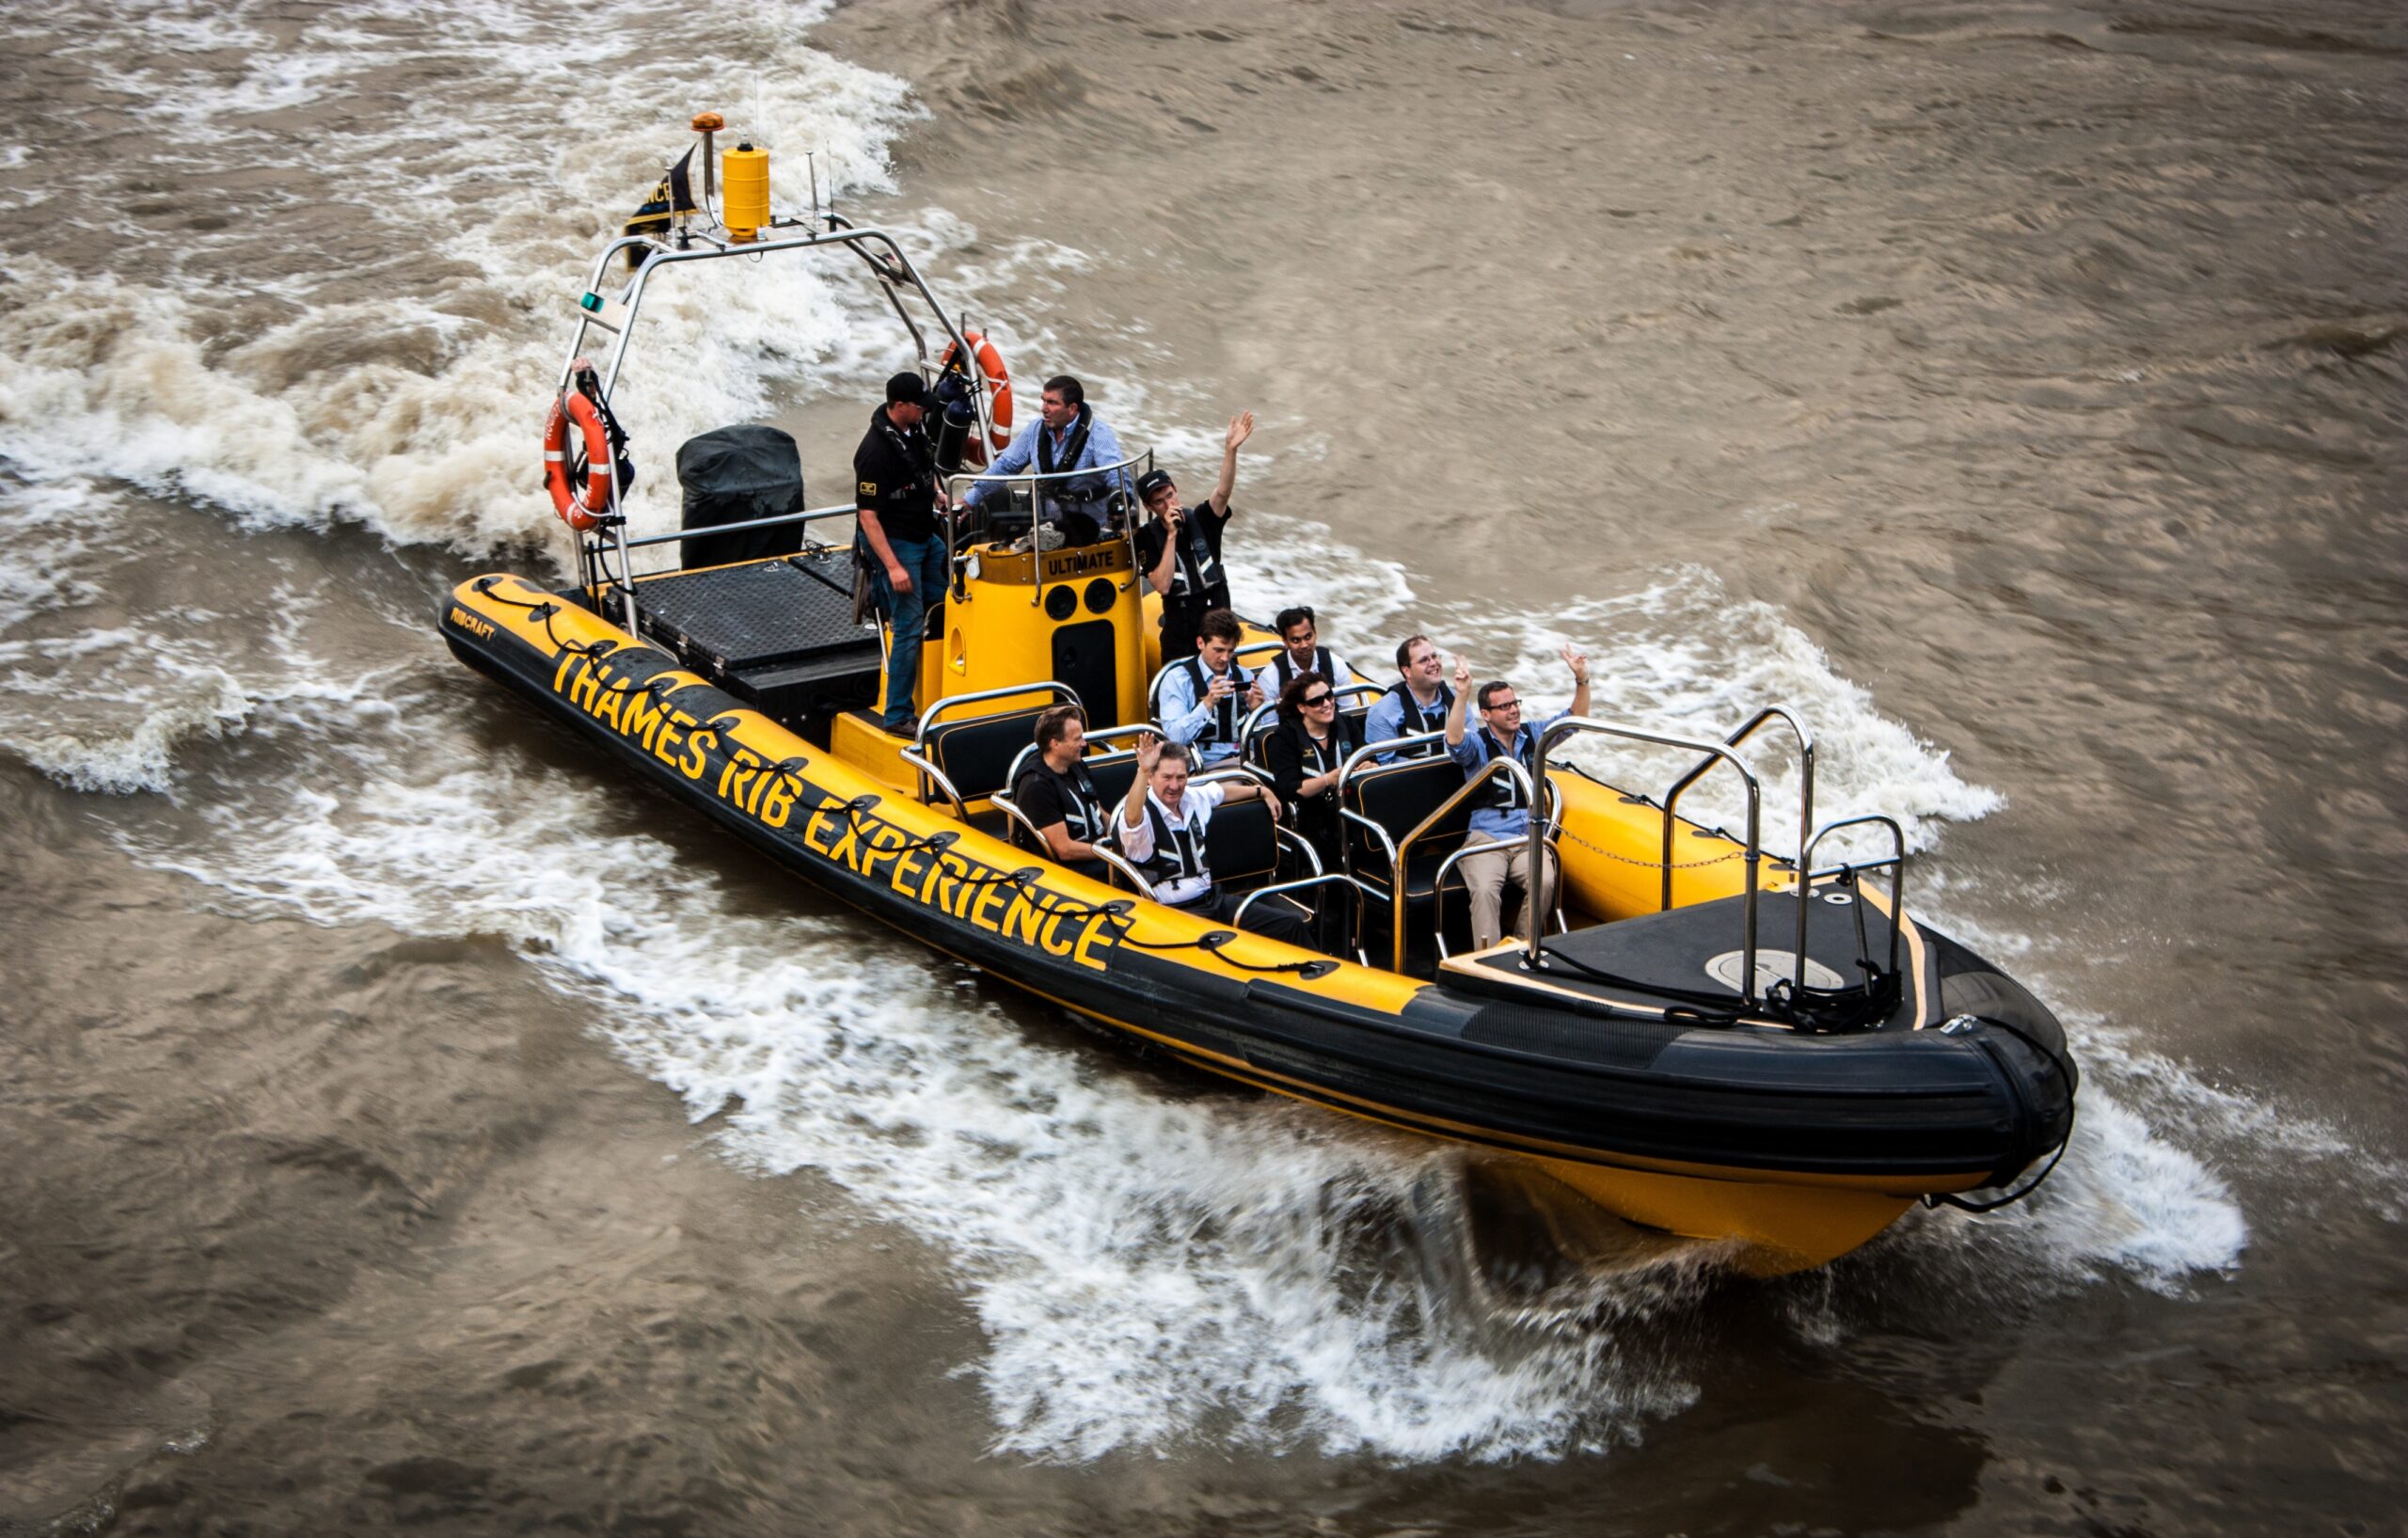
[1174,885,1314,949]
[1160,602,1207,665]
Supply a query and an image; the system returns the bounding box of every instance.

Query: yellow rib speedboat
[442,118,2075,1274]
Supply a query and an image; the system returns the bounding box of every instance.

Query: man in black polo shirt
[855,372,952,733]
[1011,705,1113,878]
[1133,410,1253,663]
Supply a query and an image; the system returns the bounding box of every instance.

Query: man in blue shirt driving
[964,373,1129,547]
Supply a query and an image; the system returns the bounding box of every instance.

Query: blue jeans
[872,533,949,730]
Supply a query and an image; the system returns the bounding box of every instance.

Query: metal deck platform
[626,550,882,721]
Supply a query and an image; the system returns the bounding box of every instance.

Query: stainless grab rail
[1334,730,1449,799]
[988,790,1158,898]
[1796,814,1907,993]
[620,502,863,551]
[1234,681,1385,761]
[1658,705,1814,912]
[1389,755,1538,974]
[911,681,1082,807]
[1430,800,1565,961]
[913,680,1081,745]
[1231,874,1356,949]
[943,449,1157,607]
[1529,718,1766,1003]
[897,749,968,822]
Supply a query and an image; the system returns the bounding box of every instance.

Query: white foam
[0,1,928,554]
[5,0,2278,1462]
[137,731,1722,1459]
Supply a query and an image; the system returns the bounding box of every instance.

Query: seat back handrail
[898,748,968,821]
[1335,730,1450,799]
[1147,642,1285,722]
[989,790,1159,897]
[1230,874,1358,953]
[1389,755,1539,974]
[914,681,1080,747]
[1001,724,1161,802]
[1797,814,1907,991]
[1236,681,1385,758]
[1659,705,1814,912]
[1530,717,1766,1004]
[1430,805,1566,963]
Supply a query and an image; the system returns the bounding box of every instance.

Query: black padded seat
[924,706,1050,806]
[1202,797,1280,896]
[1344,757,1475,894]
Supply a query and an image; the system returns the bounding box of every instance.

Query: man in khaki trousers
[1443,646,1590,949]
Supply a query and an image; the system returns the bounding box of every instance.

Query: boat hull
[442,574,2073,1273]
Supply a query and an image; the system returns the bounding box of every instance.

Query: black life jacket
[1158,507,1226,605]
[1137,796,1211,896]
[1036,404,1094,489]
[1468,722,1539,814]
[1018,759,1104,844]
[1180,657,1247,748]
[1269,646,1334,691]
[1384,679,1453,747]
[1285,716,1356,806]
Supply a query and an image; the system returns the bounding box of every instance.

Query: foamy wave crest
[143,742,1722,1461]
[0,1,927,555]
[1217,542,1999,860]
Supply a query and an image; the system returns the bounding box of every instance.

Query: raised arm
[1118,733,1162,849]
[1204,411,1254,516]
[1444,654,1472,747]
[1560,642,1591,720]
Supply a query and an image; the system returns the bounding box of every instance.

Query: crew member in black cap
[855,371,953,733]
[1133,410,1254,664]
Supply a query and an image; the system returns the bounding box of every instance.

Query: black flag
[623,147,700,267]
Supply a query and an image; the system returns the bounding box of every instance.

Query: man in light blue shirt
[964,374,1130,545]
[1156,609,1264,769]
[1363,634,1456,760]
[1444,644,1591,950]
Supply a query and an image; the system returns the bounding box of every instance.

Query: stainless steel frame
[559,223,990,631]
[1528,718,1767,1002]
[1658,706,1814,912]
[1797,814,1907,987]
[1386,755,1540,974]
[906,680,1083,813]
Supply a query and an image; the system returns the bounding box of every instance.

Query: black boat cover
[677,425,805,569]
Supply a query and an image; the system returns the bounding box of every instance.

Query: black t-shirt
[1014,760,1106,847]
[853,405,941,543]
[1134,502,1232,612]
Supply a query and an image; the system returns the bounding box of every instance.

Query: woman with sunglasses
[1265,670,1361,880]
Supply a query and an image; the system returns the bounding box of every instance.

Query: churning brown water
[1,1,2401,1532]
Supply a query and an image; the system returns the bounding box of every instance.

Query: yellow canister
[721,142,770,241]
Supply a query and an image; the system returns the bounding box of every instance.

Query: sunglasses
[1486,698,1522,711]
[1302,692,1335,706]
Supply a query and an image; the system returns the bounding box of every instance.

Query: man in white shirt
[1262,606,1354,696]
[1116,735,1311,945]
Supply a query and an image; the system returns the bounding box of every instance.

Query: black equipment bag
[676,425,806,570]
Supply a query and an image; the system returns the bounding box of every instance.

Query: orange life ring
[543,388,615,531]
[941,328,1012,463]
